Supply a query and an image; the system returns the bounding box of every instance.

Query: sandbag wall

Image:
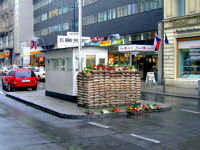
[77,70,141,108]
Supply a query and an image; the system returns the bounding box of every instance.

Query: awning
[20,51,41,57]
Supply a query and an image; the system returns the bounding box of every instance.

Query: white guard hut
[45,46,108,101]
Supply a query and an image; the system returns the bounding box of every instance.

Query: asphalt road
[0,78,200,150]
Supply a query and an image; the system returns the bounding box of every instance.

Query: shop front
[164,16,200,88]
[118,45,157,80]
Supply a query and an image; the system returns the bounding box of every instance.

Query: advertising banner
[118,45,155,52]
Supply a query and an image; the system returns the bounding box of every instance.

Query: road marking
[88,122,110,129]
[180,109,199,114]
[0,91,5,95]
[130,134,160,144]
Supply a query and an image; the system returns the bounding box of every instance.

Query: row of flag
[30,33,169,50]
[154,33,169,50]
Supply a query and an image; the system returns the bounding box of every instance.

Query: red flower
[92,65,97,68]
[122,67,126,70]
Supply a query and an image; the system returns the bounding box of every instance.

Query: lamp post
[78,0,82,72]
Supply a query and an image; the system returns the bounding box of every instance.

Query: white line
[88,122,110,129]
[180,109,199,114]
[130,134,160,144]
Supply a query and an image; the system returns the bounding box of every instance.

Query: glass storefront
[178,39,200,78]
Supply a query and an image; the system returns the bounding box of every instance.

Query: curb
[6,93,171,119]
[142,90,200,100]
[6,93,127,119]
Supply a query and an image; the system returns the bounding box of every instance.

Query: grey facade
[33,0,163,48]
[0,0,33,66]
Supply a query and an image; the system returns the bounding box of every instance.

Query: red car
[2,68,38,92]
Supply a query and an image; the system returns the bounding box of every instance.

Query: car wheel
[2,81,6,90]
[32,87,37,91]
[7,84,13,92]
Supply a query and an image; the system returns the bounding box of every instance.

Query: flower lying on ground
[112,106,120,113]
[126,104,164,114]
[84,108,95,116]
[100,109,110,114]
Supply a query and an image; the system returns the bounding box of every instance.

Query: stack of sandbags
[135,72,141,100]
[77,70,141,108]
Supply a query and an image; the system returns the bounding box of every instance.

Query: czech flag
[154,35,161,50]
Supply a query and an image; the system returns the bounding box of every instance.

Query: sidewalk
[141,82,200,99]
[6,89,171,119]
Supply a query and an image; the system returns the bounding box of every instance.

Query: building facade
[33,0,163,80]
[0,0,14,66]
[0,0,33,67]
[163,0,200,88]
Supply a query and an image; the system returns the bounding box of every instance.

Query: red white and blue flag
[30,39,39,49]
[154,35,162,50]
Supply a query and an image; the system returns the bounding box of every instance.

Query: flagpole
[78,0,82,72]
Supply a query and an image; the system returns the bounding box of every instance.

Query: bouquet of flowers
[112,106,120,113]
[84,108,95,116]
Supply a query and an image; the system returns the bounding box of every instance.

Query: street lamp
[78,0,82,72]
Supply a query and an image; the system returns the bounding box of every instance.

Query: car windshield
[15,70,36,77]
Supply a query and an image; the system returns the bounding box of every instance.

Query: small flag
[165,33,169,44]
[30,40,39,49]
[154,35,162,50]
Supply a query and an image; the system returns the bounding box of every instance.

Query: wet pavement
[0,91,200,150]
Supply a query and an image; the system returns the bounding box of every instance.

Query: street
[0,77,200,150]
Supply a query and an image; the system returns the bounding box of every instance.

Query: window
[99,58,105,65]
[51,59,59,70]
[49,9,58,19]
[49,25,58,34]
[41,0,48,7]
[98,11,107,22]
[143,32,153,40]
[176,0,185,17]
[60,59,66,71]
[86,54,96,66]
[15,71,36,77]
[83,15,97,25]
[178,39,200,78]
[34,30,41,37]
[63,21,70,30]
[107,8,116,20]
[41,28,48,36]
[131,33,141,41]
[41,13,48,21]
[34,2,41,11]
[34,16,40,24]
[117,5,128,18]
[66,58,72,71]
[83,0,98,6]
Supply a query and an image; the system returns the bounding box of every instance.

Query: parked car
[2,68,38,92]
[8,65,23,70]
[25,67,38,72]
[0,67,8,75]
[34,68,45,80]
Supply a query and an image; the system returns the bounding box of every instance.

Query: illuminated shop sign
[118,45,155,52]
